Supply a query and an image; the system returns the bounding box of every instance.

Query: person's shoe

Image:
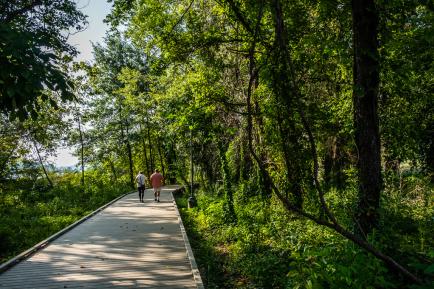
[154,198,157,202]
[157,199,160,202]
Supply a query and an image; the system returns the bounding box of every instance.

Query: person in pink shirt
[150,169,164,202]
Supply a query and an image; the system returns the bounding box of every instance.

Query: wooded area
[0,0,433,288]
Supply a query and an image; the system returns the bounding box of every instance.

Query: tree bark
[324,136,346,189]
[169,141,178,184]
[145,117,154,172]
[77,115,85,186]
[234,0,420,283]
[156,135,166,178]
[109,158,118,182]
[271,0,304,208]
[352,0,382,237]
[119,107,134,189]
[140,123,150,178]
[219,144,236,222]
[33,140,53,187]
[125,123,134,189]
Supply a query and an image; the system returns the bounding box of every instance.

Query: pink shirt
[150,172,163,188]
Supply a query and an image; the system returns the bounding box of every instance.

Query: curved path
[0,186,202,289]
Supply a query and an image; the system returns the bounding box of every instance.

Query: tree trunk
[77,115,85,187]
[119,108,134,189]
[324,136,346,189]
[277,108,303,205]
[219,144,236,222]
[33,140,53,187]
[156,136,166,178]
[109,159,118,181]
[168,141,177,184]
[145,118,154,172]
[232,0,420,282]
[140,123,150,178]
[271,0,304,208]
[426,123,434,183]
[352,0,382,237]
[125,124,135,189]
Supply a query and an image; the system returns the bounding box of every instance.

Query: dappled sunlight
[0,189,196,288]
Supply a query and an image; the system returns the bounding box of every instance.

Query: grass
[0,173,128,263]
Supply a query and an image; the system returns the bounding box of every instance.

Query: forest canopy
[0,0,87,119]
[0,0,433,288]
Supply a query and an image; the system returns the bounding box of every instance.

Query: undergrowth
[175,173,433,289]
[0,171,128,263]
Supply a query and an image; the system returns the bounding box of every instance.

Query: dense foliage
[0,0,86,119]
[176,176,433,288]
[0,0,433,288]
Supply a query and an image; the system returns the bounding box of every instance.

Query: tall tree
[89,32,147,188]
[102,0,426,282]
[0,0,86,119]
[352,0,382,237]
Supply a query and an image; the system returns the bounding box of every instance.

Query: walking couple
[135,169,164,203]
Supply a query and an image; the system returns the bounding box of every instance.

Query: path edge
[0,191,131,274]
[171,188,205,289]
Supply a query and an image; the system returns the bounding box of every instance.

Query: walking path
[0,186,203,289]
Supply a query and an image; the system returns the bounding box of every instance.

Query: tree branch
[242,0,423,284]
[3,0,43,23]
[165,0,195,40]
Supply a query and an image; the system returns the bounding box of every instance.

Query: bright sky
[69,0,113,62]
[50,0,112,167]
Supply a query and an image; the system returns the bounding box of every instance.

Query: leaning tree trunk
[226,0,421,282]
[33,140,53,187]
[352,0,382,238]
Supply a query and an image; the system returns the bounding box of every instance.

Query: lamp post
[188,127,196,208]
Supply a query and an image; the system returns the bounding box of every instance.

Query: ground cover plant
[176,171,433,289]
[0,171,128,263]
[1,0,433,287]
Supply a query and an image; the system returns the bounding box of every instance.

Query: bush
[0,170,128,263]
[175,173,434,288]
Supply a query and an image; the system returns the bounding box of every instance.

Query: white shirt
[135,174,145,187]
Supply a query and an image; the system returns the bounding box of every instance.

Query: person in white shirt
[135,171,146,202]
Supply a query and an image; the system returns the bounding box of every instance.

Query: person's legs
[153,187,157,201]
[138,187,142,202]
[156,187,161,202]
[139,186,144,202]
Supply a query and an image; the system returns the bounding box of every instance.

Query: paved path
[0,186,200,289]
